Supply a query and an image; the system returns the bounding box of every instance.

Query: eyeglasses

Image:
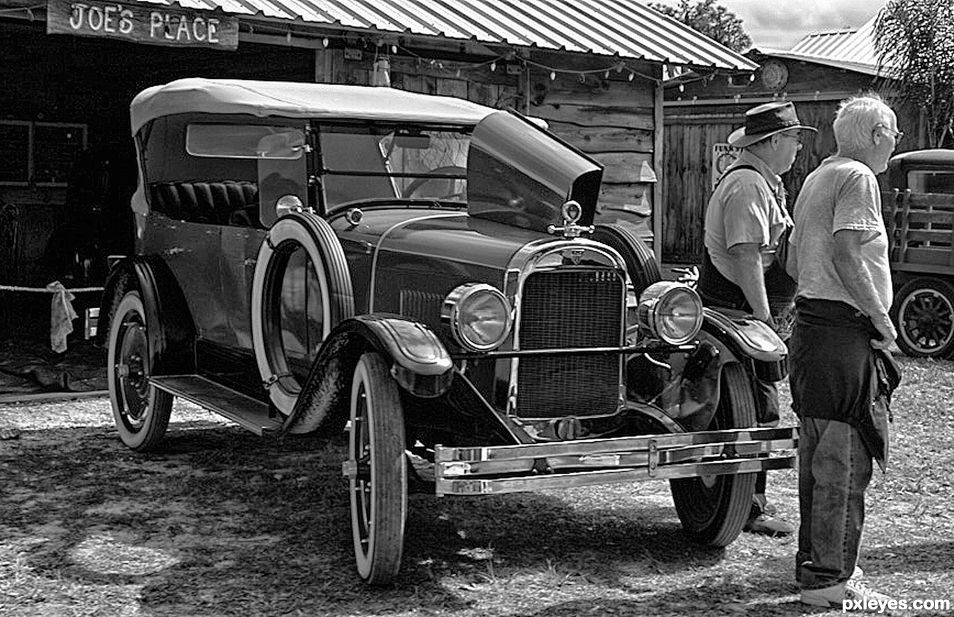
[876,124,904,142]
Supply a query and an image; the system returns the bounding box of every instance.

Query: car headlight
[636,281,703,345]
[441,283,513,351]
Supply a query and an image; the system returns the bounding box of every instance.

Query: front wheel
[669,363,757,546]
[891,277,954,358]
[107,291,173,451]
[347,352,407,584]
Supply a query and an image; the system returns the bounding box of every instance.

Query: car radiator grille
[516,269,624,418]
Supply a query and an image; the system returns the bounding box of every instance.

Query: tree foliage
[649,0,752,53]
[875,0,954,147]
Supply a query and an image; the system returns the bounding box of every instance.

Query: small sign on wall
[46,0,239,50]
[711,143,740,189]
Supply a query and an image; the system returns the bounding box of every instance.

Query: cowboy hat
[728,101,817,148]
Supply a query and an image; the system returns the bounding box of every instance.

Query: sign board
[47,0,239,50]
[711,143,740,189]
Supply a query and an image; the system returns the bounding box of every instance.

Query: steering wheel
[404,165,467,200]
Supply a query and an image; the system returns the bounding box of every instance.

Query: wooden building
[0,0,755,293]
[661,18,916,263]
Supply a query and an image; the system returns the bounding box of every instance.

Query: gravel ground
[0,356,952,617]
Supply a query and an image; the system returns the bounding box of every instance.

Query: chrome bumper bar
[434,426,797,496]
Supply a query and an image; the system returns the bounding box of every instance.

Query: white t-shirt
[789,156,893,313]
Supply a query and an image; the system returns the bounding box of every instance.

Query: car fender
[285,314,453,435]
[98,255,196,376]
[701,307,788,382]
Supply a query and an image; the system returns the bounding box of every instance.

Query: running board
[150,375,283,436]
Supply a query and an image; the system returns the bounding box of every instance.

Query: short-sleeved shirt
[789,156,893,313]
[704,150,792,285]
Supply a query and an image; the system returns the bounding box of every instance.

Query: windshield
[317,124,470,209]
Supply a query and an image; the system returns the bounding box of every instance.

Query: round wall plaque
[760,60,789,91]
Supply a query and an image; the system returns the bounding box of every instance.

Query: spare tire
[592,223,661,296]
[250,212,354,415]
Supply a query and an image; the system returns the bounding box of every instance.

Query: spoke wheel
[348,352,407,584]
[891,277,954,358]
[669,363,756,546]
[107,291,172,451]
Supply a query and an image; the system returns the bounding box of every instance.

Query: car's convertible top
[130,78,495,133]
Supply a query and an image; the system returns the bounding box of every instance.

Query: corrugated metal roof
[788,28,856,58]
[133,0,756,70]
[782,16,895,77]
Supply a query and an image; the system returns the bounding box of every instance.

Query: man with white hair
[787,93,900,608]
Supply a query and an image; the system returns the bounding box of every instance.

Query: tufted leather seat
[150,181,258,225]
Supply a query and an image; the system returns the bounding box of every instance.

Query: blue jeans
[796,417,873,589]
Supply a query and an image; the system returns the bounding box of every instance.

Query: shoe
[852,565,864,579]
[801,579,894,611]
[743,512,794,536]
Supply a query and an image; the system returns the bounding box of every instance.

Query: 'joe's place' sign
[46,0,239,50]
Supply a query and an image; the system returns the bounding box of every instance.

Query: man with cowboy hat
[697,100,816,536]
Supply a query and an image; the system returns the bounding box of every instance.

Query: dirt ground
[1,357,952,617]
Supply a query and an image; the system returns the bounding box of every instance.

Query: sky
[651,0,883,50]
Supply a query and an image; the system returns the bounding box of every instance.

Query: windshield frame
[313,120,473,213]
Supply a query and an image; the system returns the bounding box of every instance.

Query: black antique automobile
[97,78,796,584]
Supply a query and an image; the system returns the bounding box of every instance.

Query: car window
[318,124,470,209]
[186,125,305,160]
[907,170,954,194]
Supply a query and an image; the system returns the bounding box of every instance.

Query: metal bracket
[262,373,292,389]
[647,439,659,477]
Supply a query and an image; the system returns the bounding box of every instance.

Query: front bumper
[434,426,797,496]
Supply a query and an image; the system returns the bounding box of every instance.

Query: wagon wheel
[347,352,407,584]
[669,363,757,546]
[891,277,954,358]
[107,290,173,451]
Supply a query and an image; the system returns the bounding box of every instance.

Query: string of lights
[242,23,755,87]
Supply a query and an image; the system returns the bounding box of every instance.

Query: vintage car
[96,78,797,584]
[883,149,954,358]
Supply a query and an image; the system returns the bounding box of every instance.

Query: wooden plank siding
[882,190,954,272]
[316,47,661,247]
[662,100,843,263]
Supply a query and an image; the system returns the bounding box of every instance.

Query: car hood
[466,111,603,233]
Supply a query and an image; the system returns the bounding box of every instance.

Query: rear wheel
[347,352,407,584]
[107,291,173,451]
[669,363,757,546]
[891,277,954,358]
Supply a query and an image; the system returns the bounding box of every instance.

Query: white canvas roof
[130,78,496,133]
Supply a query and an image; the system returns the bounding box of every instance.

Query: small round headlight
[442,284,513,351]
[636,281,703,345]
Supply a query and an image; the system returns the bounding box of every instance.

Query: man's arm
[832,229,896,349]
[727,242,772,324]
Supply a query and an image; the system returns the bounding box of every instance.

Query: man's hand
[870,312,897,350]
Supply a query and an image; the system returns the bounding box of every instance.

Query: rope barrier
[0,284,104,293]
[0,282,104,353]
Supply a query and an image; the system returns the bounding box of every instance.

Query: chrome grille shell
[502,240,629,420]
